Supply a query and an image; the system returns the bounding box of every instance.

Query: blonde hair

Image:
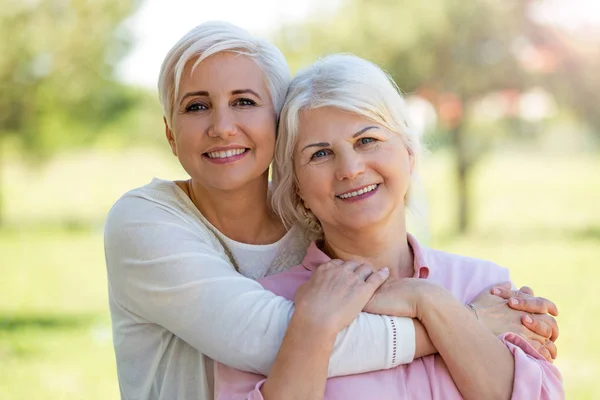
[157,21,291,128]
[271,54,425,235]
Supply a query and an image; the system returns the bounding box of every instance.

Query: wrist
[416,283,451,322]
[465,303,480,321]
[290,309,338,346]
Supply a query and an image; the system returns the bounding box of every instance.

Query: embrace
[105,22,563,399]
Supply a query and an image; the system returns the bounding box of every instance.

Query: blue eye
[311,149,330,159]
[359,137,376,145]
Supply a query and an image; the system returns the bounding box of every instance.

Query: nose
[207,106,237,139]
[335,151,366,181]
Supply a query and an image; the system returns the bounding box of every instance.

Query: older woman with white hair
[105,22,559,400]
[213,54,563,399]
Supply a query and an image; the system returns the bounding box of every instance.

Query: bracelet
[467,303,479,320]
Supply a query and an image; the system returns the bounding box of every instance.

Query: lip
[203,146,250,165]
[335,183,380,203]
[336,184,380,198]
[204,145,249,153]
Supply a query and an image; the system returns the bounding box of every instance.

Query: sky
[117,0,340,88]
[118,0,599,89]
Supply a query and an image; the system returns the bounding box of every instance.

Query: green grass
[1,147,599,399]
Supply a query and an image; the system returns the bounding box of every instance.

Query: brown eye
[186,102,208,112]
[233,98,256,106]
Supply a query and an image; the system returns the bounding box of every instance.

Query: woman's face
[167,52,276,191]
[294,106,413,233]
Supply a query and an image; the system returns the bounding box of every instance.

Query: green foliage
[273,0,599,232]
[0,0,143,158]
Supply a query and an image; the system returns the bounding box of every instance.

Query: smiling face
[166,52,276,191]
[294,106,413,234]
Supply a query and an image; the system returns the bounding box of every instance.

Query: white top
[104,178,416,400]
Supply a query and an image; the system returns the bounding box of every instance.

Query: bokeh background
[1,0,599,398]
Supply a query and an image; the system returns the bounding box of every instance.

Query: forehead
[297,107,375,141]
[179,52,267,94]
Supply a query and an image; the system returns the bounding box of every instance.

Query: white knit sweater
[104,178,415,400]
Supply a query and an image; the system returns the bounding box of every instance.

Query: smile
[336,184,379,200]
[205,148,248,159]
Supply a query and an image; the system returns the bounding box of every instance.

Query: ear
[164,117,177,157]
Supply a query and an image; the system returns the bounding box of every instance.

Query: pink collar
[301,233,429,279]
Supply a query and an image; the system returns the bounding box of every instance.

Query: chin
[206,172,267,191]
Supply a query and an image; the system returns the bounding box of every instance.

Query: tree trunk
[451,123,470,234]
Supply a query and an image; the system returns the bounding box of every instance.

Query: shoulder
[106,178,208,234]
[422,247,511,302]
[104,178,220,255]
[106,178,185,222]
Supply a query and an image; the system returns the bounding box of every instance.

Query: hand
[471,284,558,362]
[490,282,559,341]
[294,260,389,334]
[362,277,442,318]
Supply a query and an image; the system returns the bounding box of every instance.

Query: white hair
[158,21,291,128]
[271,53,427,236]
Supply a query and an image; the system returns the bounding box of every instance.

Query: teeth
[206,148,246,159]
[338,184,378,199]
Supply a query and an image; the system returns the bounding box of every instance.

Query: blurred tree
[274,0,549,233]
[525,18,600,135]
[0,0,142,224]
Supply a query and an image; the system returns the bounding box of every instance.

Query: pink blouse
[214,235,564,399]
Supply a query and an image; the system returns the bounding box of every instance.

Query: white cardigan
[104,178,415,400]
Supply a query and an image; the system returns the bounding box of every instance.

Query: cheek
[297,167,329,204]
[251,115,276,151]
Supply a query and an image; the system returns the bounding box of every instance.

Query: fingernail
[524,315,533,324]
[492,288,501,295]
[510,298,519,306]
[380,267,389,275]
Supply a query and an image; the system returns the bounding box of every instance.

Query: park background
[1,0,598,398]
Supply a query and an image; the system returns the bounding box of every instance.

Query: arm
[261,261,389,399]
[105,195,414,376]
[417,284,516,400]
[364,278,562,399]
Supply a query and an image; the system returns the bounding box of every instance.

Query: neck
[321,211,414,278]
[183,173,285,244]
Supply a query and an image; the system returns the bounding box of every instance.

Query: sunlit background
[1,0,599,398]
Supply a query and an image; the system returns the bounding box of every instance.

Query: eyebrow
[179,89,262,105]
[353,126,379,137]
[301,126,380,152]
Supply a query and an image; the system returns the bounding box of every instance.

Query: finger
[321,259,344,269]
[537,346,553,363]
[365,267,389,289]
[509,296,559,317]
[545,339,558,360]
[490,282,512,297]
[519,326,547,345]
[522,314,552,339]
[354,263,375,281]
[491,287,529,300]
[519,286,535,296]
[340,260,366,272]
[524,313,559,342]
